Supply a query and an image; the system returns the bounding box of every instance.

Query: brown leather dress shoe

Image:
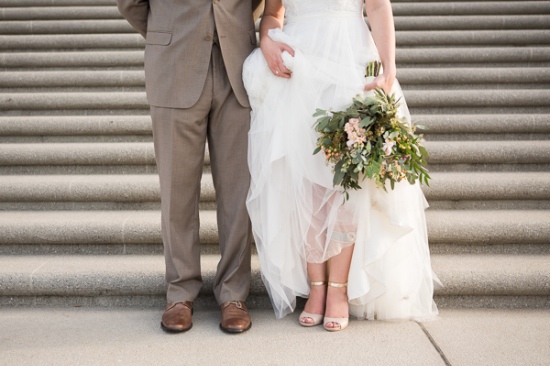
[161,301,193,333]
[219,301,252,334]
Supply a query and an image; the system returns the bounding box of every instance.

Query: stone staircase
[0,0,549,309]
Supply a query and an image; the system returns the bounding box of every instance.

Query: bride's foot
[299,281,327,327]
[323,282,349,332]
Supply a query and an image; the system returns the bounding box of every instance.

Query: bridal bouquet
[313,61,430,200]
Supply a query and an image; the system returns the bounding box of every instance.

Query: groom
[116,0,262,333]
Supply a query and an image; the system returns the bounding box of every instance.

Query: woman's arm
[259,0,295,78]
[363,0,396,93]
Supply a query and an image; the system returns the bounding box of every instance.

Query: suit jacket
[117,0,263,109]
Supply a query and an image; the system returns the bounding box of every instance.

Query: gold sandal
[299,281,327,327]
[323,282,349,332]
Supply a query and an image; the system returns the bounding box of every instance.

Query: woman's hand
[260,35,295,79]
[364,69,396,94]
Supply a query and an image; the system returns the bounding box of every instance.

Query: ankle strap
[310,281,327,286]
[328,282,348,288]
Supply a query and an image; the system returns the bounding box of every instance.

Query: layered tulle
[243,2,439,321]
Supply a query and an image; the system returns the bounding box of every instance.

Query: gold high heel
[323,282,349,332]
[299,281,327,327]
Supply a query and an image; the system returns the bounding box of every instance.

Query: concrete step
[0,34,144,51]
[0,70,145,88]
[1,114,547,141]
[0,7,122,21]
[2,68,549,90]
[393,15,550,30]
[0,173,548,209]
[2,1,548,17]
[0,112,547,141]
[398,68,550,90]
[0,20,133,35]
[1,90,549,112]
[0,253,548,307]
[0,92,148,111]
[0,142,157,167]
[397,47,550,67]
[0,51,144,70]
[392,2,550,16]
[0,210,547,247]
[0,0,115,6]
[0,115,152,136]
[417,114,550,136]
[397,30,550,46]
[0,141,548,173]
[1,15,548,35]
[426,140,550,166]
[2,31,549,51]
[3,48,550,70]
[405,90,550,112]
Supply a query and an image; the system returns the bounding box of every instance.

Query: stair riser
[3,68,549,88]
[1,295,549,309]
[2,200,549,212]
[0,115,152,135]
[2,141,548,166]
[0,173,548,203]
[392,2,550,16]
[393,16,550,30]
[2,91,549,111]
[4,164,549,175]
[0,20,133,34]
[417,115,550,135]
[1,242,548,256]
[2,134,550,144]
[3,49,550,69]
[2,16,549,35]
[431,244,550,256]
[2,31,549,51]
[0,165,159,175]
[0,259,548,298]
[428,164,550,173]
[0,52,144,69]
[425,134,550,142]
[0,7,122,21]
[0,0,114,6]
[2,2,549,18]
[0,136,153,143]
[0,211,547,245]
[2,114,547,137]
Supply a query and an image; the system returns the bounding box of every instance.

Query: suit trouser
[150,42,252,305]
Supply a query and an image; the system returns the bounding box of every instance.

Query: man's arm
[116,0,149,37]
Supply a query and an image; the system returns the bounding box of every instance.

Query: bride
[243,0,439,331]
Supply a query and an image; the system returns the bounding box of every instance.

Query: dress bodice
[282,0,363,18]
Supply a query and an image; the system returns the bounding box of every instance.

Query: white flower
[382,140,395,155]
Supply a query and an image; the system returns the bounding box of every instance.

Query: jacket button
[205,34,213,41]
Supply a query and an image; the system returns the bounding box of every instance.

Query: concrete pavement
[1,308,549,366]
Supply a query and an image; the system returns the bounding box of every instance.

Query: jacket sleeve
[116,0,149,38]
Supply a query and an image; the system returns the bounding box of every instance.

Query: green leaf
[313,109,327,117]
[313,146,321,155]
[333,160,345,186]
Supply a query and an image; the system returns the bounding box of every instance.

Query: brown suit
[117,0,261,305]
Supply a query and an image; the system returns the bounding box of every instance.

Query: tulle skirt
[243,11,439,321]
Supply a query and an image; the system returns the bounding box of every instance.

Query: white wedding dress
[243,0,439,321]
